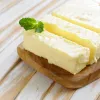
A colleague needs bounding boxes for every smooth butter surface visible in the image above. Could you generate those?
[23,30,89,74]
[41,15,100,64]
[52,4,100,33]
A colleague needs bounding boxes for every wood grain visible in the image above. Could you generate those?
[0,36,23,64]
[71,79,100,100]
[44,83,76,100]
[0,61,36,100]
[0,36,23,82]
[0,0,17,12]
[0,0,46,31]
[17,44,100,89]
[16,72,53,100]
[34,0,58,17]
[96,93,100,100]
[0,0,22,15]
[40,82,55,100]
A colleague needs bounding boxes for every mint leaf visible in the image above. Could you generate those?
[19,18,44,33]
[35,21,44,33]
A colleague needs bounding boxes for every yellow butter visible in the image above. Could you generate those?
[41,15,100,64]
[23,30,89,74]
[52,4,100,34]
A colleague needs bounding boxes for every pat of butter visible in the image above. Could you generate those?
[41,15,100,64]
[23,30,89,74]
[52,4,100,34]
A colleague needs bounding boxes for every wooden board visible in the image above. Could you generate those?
[17,44,100,89]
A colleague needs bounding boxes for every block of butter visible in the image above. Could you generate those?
[52,4,100,33]
[23,30,90,74]
[41,15,100,64]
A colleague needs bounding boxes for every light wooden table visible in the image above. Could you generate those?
[0,0,100,100]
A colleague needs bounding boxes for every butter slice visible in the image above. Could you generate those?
[23,30,89,74]
[41,15,100,64]
[52,4,100,33]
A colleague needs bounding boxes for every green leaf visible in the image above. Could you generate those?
[19,18,44,33]
[35,21,44,33]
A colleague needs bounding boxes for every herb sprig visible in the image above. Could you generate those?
[19,18,44,33]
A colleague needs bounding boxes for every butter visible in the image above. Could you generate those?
[23,30,90,74]
[52,4,100,33]
[41,15,100,64]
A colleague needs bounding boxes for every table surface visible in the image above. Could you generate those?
[0,0,100,100]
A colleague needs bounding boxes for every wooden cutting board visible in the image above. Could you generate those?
[17,44,100,89]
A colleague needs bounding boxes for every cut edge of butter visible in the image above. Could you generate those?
[23,30,90,74]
